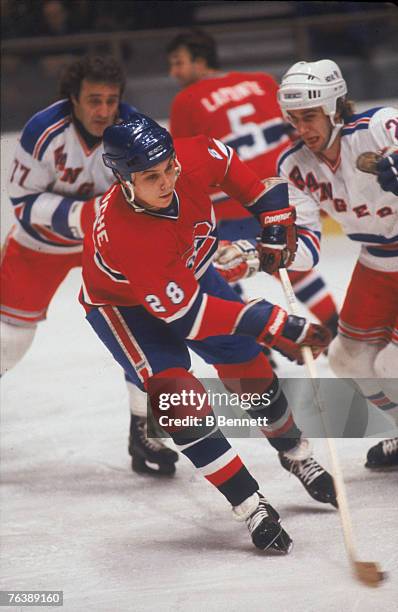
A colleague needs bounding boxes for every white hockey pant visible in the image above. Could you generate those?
[329,335,398,423]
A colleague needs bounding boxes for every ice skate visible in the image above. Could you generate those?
[233,492,293,553]
[365,438,398,469]
[279,438,337,508]
[129,414,178,476]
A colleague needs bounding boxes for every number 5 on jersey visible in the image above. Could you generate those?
[226,104,287,161]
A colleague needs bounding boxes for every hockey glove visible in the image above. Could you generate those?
[213,240,260,283]
[257,206,297,275]
[235,301,332,365]
[376,151,398,196]
[51,195,102,241]
[272,314,332,365]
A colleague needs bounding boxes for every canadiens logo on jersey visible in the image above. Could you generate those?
[184,221,217,271]
[81,133,269,318]
[208,147,223,160]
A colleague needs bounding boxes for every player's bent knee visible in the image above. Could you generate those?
[146,368,214,435]
[216,352,274,394]
[0,321,36,375]
[328,335,379,378]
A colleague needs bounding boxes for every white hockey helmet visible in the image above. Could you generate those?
[278,59,347,124]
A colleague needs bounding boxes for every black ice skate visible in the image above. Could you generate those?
[233,492,293,553]
[279,438,337,508]
[365,437,398,469]
[128,414,178,476]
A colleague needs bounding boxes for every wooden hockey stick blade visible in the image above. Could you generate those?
[353,561,387,587]
[356,152,383,175]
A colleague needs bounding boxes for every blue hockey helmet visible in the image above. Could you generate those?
[102,112,174,180]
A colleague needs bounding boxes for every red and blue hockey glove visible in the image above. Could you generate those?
[235,301,331,365]
[213,239,260,283]
[272,313,332,364]
[376,151,398,196]
[257,207,297,275]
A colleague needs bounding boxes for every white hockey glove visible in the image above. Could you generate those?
[213,239,260,283]
[68,195,103,239]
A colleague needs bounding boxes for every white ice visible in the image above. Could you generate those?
[1,134,397,612]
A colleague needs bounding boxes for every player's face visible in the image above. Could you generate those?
[133,156,178,210]
[72,79,120,137]
[287,107,333,153]
[168,47,202,87]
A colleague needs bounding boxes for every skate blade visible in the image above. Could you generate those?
[306,490,338,508]
[354,561,387,587]
[365,463,398,471]
[132,457,176,476]
[255,524,292,554]
[270,529,293,555]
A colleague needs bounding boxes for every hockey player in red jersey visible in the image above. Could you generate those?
[0,55,178,476]
[80,112,338,551]
[167,29,338,337]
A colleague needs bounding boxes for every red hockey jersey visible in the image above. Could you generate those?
[80,135,286,340]
[169,72,291,220]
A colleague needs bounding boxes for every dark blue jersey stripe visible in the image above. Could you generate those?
[348,232,398,244]
[51,197,77,238]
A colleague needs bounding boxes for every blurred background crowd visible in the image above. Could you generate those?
[0,1,390,44]
[1,1,398,130]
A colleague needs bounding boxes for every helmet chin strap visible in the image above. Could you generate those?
[323,111,343,151]
[119,155,182,212]
[121,177,146,213]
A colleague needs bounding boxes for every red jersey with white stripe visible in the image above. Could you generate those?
[81,136,278,339]
[169,72,291,220]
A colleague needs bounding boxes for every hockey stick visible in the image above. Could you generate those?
[278,267,385,587]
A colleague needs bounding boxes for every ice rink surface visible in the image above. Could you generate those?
[1,135,397,611]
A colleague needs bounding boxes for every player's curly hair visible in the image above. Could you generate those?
[166,28,220,69]
[337,97,356,122]
[59,55,126,100]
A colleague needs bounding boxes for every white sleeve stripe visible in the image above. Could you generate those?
[244,186,268,208]
[231,298,264,334]
[186,293,208,340]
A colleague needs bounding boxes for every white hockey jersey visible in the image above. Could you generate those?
[278,107,398,272]
[7,99,136,254]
